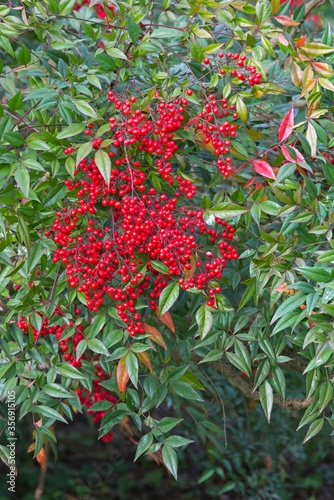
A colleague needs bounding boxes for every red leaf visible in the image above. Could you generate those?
[253,160,276,180]
[296,35,307,47]
[279,108,294,142]
[143,323,167,350]
[36,448,46,470]
[281,145,305,163]
[116,356,129,392]
[274,15,299,27]
[156,310,175,333]
[137,351,153,372]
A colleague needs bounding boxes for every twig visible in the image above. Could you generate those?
[34,439,49,500]
[213,360,312,411]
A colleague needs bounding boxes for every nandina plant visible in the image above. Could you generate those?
[0,0,334,483]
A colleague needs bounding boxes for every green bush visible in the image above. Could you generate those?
[0,0,334,492]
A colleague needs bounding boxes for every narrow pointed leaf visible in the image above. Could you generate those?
[159,282,180,315]
[259,381,273,422]
[143,324,167,350]
[253,160,276,180]
[117,356,130,392]
[279,107,294,142]
[162,444,178,480]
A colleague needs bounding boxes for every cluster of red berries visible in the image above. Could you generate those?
[73,0,115,19]
[17,307,84,367]
[76,364,117,443]
[202,52,263,87]
[47,92,240,335]
[195,93,238,178]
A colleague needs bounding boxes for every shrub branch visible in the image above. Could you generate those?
[212,361,312,411]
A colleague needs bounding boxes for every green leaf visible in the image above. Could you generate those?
[272,309,307,335]
[0,445,10,467]
[106,47,128,60]
[15,165,30,198]
[317,250,334,263]
[88,400,114,412]
[87,74,102,90]
[165,435,194,448]
[151,27,183,38]
[126,352,139,388]
[256,0,272,23]
[253,359,271,391]
[134,433,153,461]
[321,24,333,46]
[150,260,170,274]
[195,305,213,340]
[8,91,23,111]
[296,267,332,283]
[260,201,281,215]
[301,44,334,56]
[76,141,93,165]
[171,381,203,402]
[18,45,31,65]
[158,417,183,433]
[271,293,306,324]
[43,384,71,399]
[303,418,324,443]
[306,370,319,399]
[198,349,222,364]
[57,123,85,139]
[87,338,109,356]
[0,35,14,57]
[127,16,140,43]
[259,381,273,422]
[4,132,25,147]
[58,0,76,15]
[318,381,333,414]
[226,348,252,377]
[234,341,252,377]
[17,216,30,252]
[95,150,111,186]
[303,343,332,374]
[86,312,106,338]
[43,184,68,206]
[73,99,97,118]
[207,203,248,219]
[236,97,248,123]
[75,339,88,360]
[261,35,276,58]
[58,364,86,380]
[159,281,180,315]
[271,366,286,400]
[162,444,178,480]
[238,278,256,310]
[65,156,75,177]
[99,409,129,435]
[37,405,68,424]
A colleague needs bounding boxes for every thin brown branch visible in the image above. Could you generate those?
[213,361,312,411]
[34,440,49,500]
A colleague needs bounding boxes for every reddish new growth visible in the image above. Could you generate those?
[48,91,241,335]
[323,148,334,165]
[76,364,117,443]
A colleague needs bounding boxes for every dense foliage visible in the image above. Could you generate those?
[0,0,334,485]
